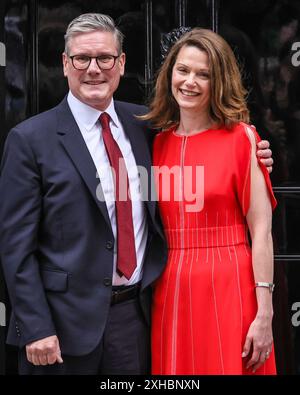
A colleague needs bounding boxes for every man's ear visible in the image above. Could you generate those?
[62,52,68,77]
[119,52,126,77]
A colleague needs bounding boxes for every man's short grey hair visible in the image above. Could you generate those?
[64,13,124,55]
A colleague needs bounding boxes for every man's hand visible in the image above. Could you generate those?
[26,335,63,366]
[257,140,273,173]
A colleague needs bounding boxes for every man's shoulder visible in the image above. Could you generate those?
[15,100,67,129]
[114,100,149,116]
[11,99,66,136]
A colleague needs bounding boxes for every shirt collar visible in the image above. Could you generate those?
[67,91,121,133]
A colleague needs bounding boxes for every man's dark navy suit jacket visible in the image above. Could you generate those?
[0,98,167,355]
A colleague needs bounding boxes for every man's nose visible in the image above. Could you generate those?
[87,58,101,73]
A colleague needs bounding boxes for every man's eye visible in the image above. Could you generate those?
[76,56,89,63]
[98,56,113,63]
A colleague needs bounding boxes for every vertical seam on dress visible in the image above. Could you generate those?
[211,236,225,374]
[226,210,232,261]
[234,210,239,243]
[230,207,244,362]
[216,211,221,262]
[174,216,177,247]
[167,215,170,246]
[196,214,199,262]
[187,212,190,250]
[171,136,187,374]
[206,212,209,262]
[221,215,224,246]
[242,126,252,215]
[186,214,195,374]
[233,243,243,334]
[201,217,204,248]
[160,246,173,374]
[189,217,195,374]
[244,223,250,257]
[231,222,235,246]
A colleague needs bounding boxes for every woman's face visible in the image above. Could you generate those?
[171,45,211,116]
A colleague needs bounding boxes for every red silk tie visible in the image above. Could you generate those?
[99,112,137,279]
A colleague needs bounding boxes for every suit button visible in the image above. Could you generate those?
[103,278,112,286]
[106,241,113,250]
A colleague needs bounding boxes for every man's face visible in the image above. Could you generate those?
[63,30,125,111]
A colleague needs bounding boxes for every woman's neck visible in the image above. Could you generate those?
[176,111,213,136]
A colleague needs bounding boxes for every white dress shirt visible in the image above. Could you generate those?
[67,92,148,285]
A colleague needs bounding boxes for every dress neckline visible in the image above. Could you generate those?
[172,126,215,138]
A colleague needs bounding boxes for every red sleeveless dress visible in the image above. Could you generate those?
[152,123,277,375]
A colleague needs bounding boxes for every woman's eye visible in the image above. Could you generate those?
[198,72,210,79]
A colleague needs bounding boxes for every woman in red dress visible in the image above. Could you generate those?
[142,28,277,374]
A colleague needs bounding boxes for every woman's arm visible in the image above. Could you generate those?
[242,129,274,373]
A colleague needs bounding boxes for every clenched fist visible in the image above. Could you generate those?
[26,335,64,366]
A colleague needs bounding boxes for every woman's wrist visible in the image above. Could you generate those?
[256,308,273,320]
[255,282,275,293]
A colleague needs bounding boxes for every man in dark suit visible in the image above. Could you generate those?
[0,13,273,375]
[0,13,167,375]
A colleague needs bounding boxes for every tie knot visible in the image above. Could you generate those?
[99,112,110,130]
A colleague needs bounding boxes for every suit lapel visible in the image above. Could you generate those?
[56,98,112,232]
